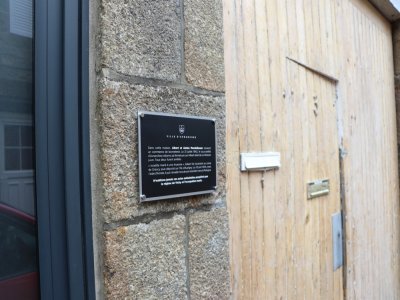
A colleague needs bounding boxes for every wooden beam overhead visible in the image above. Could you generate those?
[369,0,400,21]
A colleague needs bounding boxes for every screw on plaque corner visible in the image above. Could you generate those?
[140,194,146,201]
[139,112,145,118]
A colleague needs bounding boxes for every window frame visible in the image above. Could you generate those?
[35,0,95,299]
[4,124,34,171]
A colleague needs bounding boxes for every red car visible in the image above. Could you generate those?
[0,204,39,300]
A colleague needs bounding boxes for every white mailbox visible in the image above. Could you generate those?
[240,152,281,172]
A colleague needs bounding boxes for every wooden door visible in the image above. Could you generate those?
[224,0,400,298]
[288,62,343,299]
[227,46,343,300]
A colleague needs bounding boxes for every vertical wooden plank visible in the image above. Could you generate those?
[380,28,389,298]
[301,2,316,300]
[323,0,342,297]
[235,0,251,297]
[264,1,284,298]
[291,64,303,300]
[372,27,381,298]
[328,79,341,298]
[311,0,322,70]
[276,0,291,298]
[355,7,364,297]
[303,0,314,67]
[292,3,308,299]
[265,1,284,298]
[302,71,317,300]
[241,0,263,298]
[295,0,307,63]
[309,9,324,300]
[315,3,329,299]
[286,0,298,59]
[324,0,335,76]
[283,2,296,300]
[364,15,373,298]
[223,0,241,297]
[362,7,377,297]
[330,3,344,299]
[296,67,308,300]
[311,73,322,300]
[317,0,328,73]
[305,3,323,300]
[341,2,356,298]
[254,0,272,297]
[283,64,295,300]
[319,78,327,299]
[380,24,390,298]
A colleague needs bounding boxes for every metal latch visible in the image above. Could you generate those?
[332,212,344,270]
[240,152,280,172]
[307,179,329,199]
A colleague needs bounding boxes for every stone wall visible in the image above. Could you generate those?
[92,0,230,298]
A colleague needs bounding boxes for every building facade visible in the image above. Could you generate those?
[2,0,400,299]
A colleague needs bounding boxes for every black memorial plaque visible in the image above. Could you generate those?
[138,111,217,202]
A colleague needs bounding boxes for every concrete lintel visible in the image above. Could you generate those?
[369,0,400,21]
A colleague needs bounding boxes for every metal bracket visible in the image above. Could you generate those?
[332,212,344,271]
[307,179,330,199]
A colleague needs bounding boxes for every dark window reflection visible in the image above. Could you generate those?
[0,206,37,279]
[0,0,38,299]
[5,126,19,147]
[21,126,33,147]
[5,149,20,170]
[4,125,34,171]
[21,148,33,170]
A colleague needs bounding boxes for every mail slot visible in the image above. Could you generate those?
[240,152,280,171]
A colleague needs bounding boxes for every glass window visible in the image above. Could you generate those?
[9,0,33,38]
[0,0,38,299]
[4,125,34,171]
[0,207,37,280]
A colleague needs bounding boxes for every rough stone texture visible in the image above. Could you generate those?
[188,208,230,299]
[100,0,182,82]
[99,77,226,223]
[96,0,230,297]
[104,215,187,299]
[184,0,225,92]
